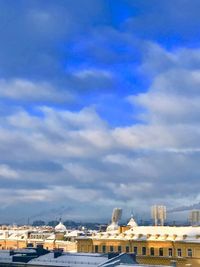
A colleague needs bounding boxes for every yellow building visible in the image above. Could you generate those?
[2,219,200,266]
[77,223,200,267]
[0,223,78,252]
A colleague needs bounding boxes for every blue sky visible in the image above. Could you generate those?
[1,0,200,223]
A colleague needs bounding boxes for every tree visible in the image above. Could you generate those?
[32,220,45,226]
[48,220,59,227]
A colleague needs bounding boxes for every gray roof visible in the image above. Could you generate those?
[0,250,170,267]
[29,252,137,267]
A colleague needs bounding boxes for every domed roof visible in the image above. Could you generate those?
[55,221,66,232]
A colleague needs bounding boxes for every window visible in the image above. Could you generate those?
[118,246,122,253]
[142,247,146,255]
[177,248,182,257]
[134,246,138,255]
[187,248,192,257]
[126,246,130,253]
[169,248,173,257]
[150,247,154,256]
[94,245,98,253]
[110,246,114,252]
[159,248,163,256]
[102,245,106,253]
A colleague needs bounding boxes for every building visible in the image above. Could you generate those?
[0,222,85,252]
[0,248,171,267]
[77,216,200,267]
[2,215,200,266]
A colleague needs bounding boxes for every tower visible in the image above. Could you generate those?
[151,205,166,226]
[189,210,200,226]
[106,208,122,232]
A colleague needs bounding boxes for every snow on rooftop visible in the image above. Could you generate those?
[90,226,200,242]
[30,252,109,267]
[0,250,12,263]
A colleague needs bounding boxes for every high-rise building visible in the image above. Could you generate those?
[151,205,166,226]
[189,210,200,226]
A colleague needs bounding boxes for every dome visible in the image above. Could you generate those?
[55,221,66,232]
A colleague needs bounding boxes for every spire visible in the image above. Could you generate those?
[127,212,138,227]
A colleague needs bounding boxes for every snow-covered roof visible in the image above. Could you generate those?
[55,222,66,232]
[46,233,55,240]
[29,252,138,267]
[127,217,138,228]
[65,230,85,237]
[106,222,119,232]
[0,250,169,267]
[0,251,13,263]
[91,226,200,242]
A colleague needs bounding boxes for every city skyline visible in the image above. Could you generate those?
[1,0,200,222]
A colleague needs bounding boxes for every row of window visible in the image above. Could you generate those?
[94,245,193,257]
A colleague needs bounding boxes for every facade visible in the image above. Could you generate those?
[0,223,81,252]
[0,230,77,252]
[77,223,200,267]
[2,218,200,266]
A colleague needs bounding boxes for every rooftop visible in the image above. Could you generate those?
[0,250,170,267]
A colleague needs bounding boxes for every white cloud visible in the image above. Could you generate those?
[0,164,19,179]
[1,43,200,221]
[74,69,112,79]
[0,106,198,221]
[0,79,73,103]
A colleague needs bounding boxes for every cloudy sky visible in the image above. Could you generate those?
[1,0,200,223]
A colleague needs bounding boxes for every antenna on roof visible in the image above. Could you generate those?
[131,209,134,218]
